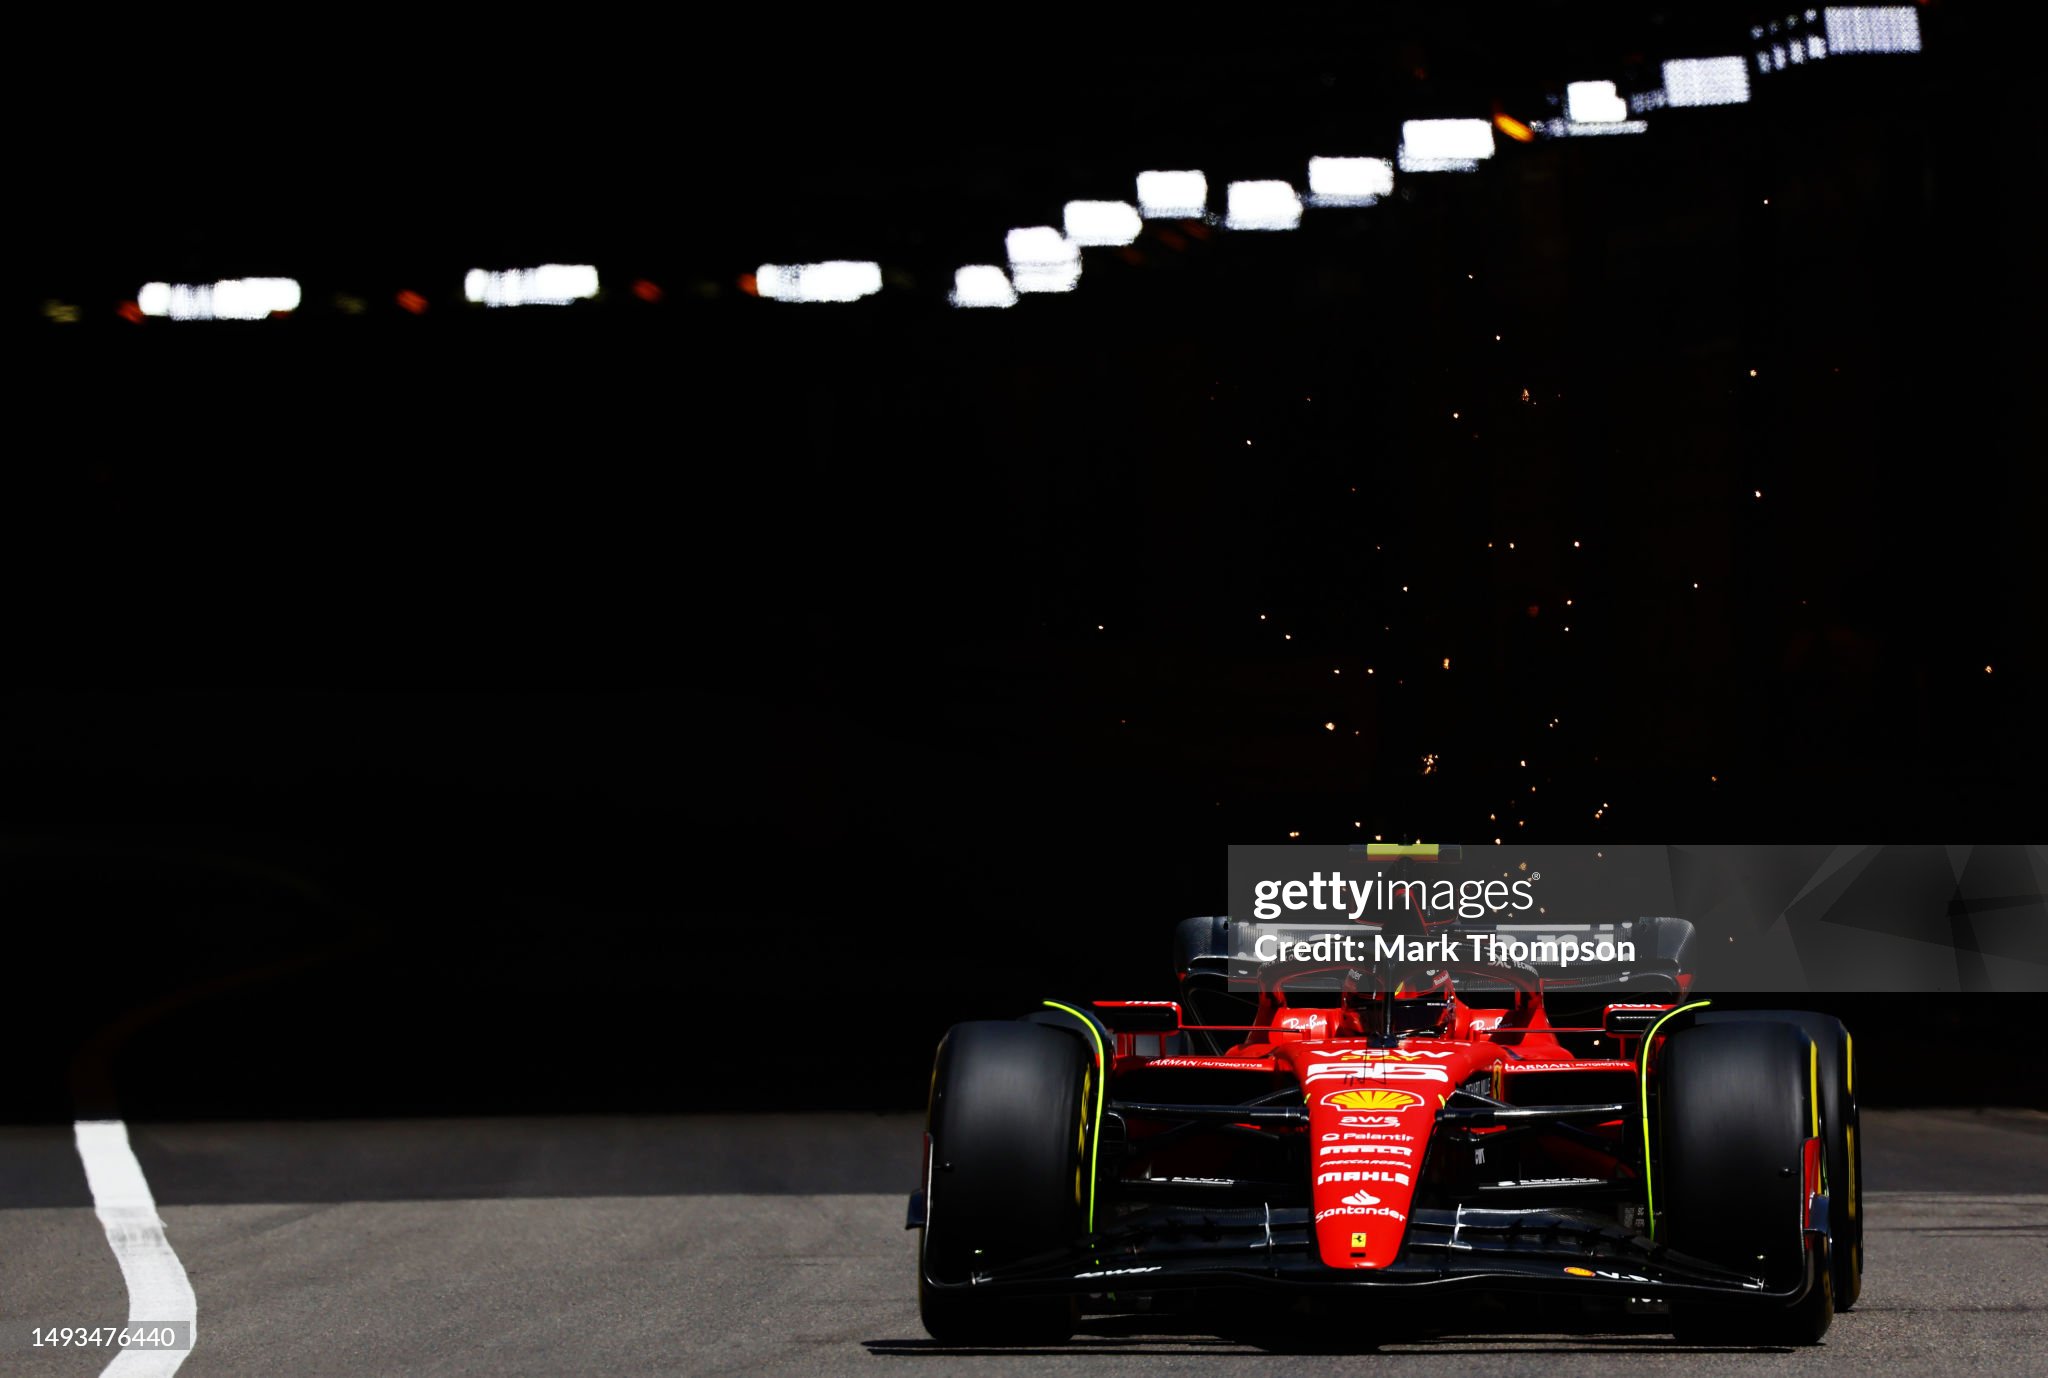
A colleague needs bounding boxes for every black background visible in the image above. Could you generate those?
[7,4,2042,1122]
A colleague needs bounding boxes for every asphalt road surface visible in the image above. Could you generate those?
[3,1109,2043,1376]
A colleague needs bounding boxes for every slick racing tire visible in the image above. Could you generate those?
[1660,1020,1833,1346]
[1700,1010,1861,1310]
[919,1020,1091,1345]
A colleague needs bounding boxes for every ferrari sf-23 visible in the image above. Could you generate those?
[909,844,1859,1348]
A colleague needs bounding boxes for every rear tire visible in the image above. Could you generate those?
[918,1021,1090,1345]
[1660,1020,1832,1346]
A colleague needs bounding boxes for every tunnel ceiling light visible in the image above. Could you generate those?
[1823,7,1921,53]
[1224,180,1303,231]
[1565,80,1630,123]
[136,277,301,321]
[1135,170,1208,219]
[1661,56,1751,106]
[950,265,1018,309]
[464,264,600,307]
[1062,200,1143,247]
[1005,227,1081,293]
[1398,119,1495,172]
[1306,157,1394,207]
[754,261,883,303]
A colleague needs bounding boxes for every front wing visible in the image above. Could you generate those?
[915,1199,1827,1308]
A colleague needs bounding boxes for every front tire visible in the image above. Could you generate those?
[918,1021,1090,1344]
[1660,1020,1832,1346]
[1700,1010,1861,1309]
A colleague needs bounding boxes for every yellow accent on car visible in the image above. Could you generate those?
[1074,1062,1093,1208]
[1847,1124,1858,1219]
[1845,1031,1857,1217]
[1365,842,1440,859]
[1043,1002,1107,1234]
[1810,1039,1820,1141]
[1639,999,1712,1244]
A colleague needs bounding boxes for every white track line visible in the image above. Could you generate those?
[73,1120,196,1377]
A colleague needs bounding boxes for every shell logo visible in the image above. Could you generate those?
[1320,1088,1423,1111]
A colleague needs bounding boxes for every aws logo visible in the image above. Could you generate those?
[1320,1088,1424,1111]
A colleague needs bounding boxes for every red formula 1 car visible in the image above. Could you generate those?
[910,847,1861,1349]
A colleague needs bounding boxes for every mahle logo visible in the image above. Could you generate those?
[1321,1088,1423,1111]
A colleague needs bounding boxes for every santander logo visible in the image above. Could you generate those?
[1341,1188,1381,1207]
